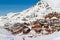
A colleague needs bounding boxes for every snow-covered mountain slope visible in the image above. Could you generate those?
[0,0,60,28]
[42,0,60,12]
[0,0,60,40]
[0,0,53,27]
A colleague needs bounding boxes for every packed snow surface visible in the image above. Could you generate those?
[0,28,60,40]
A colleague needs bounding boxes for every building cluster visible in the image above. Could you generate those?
[4,12,60,35]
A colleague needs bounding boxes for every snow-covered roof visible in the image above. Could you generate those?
[51,17,58,19]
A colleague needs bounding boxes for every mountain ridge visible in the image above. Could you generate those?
[0,0,60,27]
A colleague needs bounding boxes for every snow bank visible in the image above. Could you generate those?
[23,31,60,40]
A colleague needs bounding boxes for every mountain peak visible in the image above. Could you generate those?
[0,0,60,28]
[42,0,60,12]
[0,0,52,26]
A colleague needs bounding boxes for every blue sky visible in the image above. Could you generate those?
[0,0,39,16]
